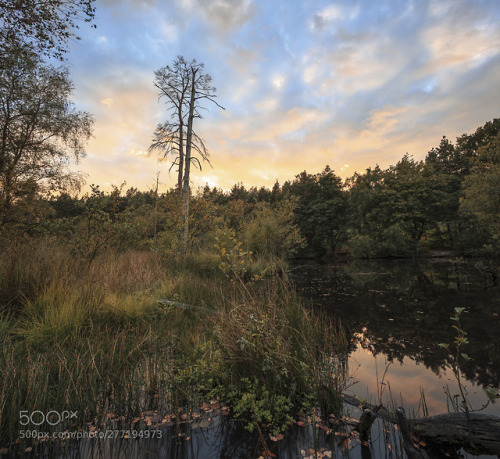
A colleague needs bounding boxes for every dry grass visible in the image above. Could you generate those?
[0,238,347,449]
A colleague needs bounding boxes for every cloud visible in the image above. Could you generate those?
[421,1,500,83]
[66,0,500,193]
[182,0,255,33]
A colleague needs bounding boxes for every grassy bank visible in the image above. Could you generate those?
[0,238,347,451]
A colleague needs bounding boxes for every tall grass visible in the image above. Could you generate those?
[0,238,347,450]
[211,277,347,434]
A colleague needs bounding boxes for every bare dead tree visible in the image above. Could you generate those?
[149,56,223,252]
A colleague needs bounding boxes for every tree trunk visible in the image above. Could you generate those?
[0,172,14,224]
[181,67,198,253]
[177,107,184,195]
[342,395,500,455]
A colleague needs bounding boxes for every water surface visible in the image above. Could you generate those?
[290,257,500,417]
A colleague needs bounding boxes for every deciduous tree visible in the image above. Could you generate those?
[461,132,500,249]
[0,0,96,61]
[0,44,93,223]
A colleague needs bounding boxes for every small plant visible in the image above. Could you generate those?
[213,226,267,281]
[439,307,500,414]
[439,307,472,414]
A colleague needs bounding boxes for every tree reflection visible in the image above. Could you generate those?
[292,259,500,388]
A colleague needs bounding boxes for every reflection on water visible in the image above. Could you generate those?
[291,258,500,416]
[16,258,499,459]
[55,414,402,459]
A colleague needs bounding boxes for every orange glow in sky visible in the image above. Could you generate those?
[67,0,500,193]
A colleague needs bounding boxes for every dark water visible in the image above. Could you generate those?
[290,257,500,417]
[11,258,499,458]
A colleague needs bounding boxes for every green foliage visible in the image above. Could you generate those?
[226,378,294,436]
[0,238,348,448]
[212,278,346,434]
[344,118,500,258]
[439,307,472,413]
[214,226,253,279]
[439,307,499,414]
[345,234,377,259]
[460,132,500,252]
[0,43,93,224]
[0,0,96,61]
[242,199,305,258]
[285,166,347,256]
[380,224,417,257]
[346,225,416,259]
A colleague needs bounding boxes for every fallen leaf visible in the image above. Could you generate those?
[341,437,351,450]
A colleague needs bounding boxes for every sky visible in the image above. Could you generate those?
[66,0,500,193]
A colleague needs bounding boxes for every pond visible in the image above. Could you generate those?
[17,257,500,459]
[290,257,500,419]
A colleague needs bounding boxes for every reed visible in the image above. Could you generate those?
[0,238,347,449]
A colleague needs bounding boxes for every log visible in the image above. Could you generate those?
[411,412,500,455]
[343,395,397,424]
[396,408,430,459]
[342,395,500,455]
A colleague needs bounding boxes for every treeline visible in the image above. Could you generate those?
[2,118,499,259]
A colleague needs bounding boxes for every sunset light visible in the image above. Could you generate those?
[65,0,500,192]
